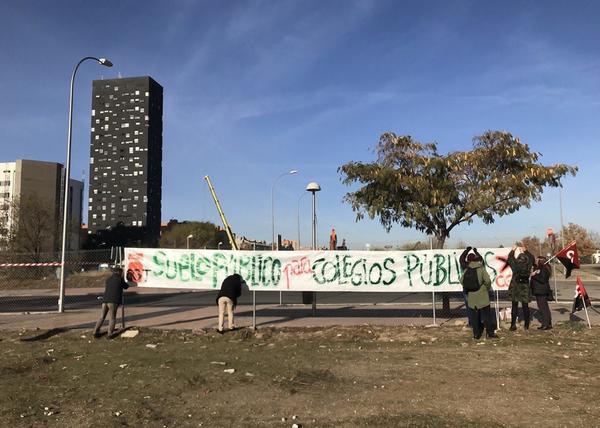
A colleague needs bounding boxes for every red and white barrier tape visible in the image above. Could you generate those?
[0,261,104,268]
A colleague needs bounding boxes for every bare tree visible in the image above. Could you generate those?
[8,195,56,256]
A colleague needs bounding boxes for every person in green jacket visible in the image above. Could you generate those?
[460,248,498,339]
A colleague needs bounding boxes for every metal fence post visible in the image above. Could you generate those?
[495,290,500,330]
[252,290,256,330]
[432,291,437,325]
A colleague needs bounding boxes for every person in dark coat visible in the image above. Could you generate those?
[530,256,553,330]
[459,247,476,327]
[216,274,245,333]
[460,248,497,339]
[93,267,129,337]
[507,246,535,331]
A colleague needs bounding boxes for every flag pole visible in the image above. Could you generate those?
[552,264,558,303]
[581,292,591,329]
[431,291,436,326]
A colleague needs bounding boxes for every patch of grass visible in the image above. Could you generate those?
[0,362,33,376]
[273,368,339,393]
[331,413,507,428]
[558,320,586,331]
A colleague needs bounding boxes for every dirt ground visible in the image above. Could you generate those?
[1,324,599,427]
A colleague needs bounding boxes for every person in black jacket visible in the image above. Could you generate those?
[530,256,553,330]
[93,267,129,338]
[507,246,535,331]
[459,246,478,327]
[216,274,245,333]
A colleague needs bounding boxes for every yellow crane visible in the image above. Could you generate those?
[203,175,239,250]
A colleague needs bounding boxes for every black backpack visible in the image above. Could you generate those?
[514,256,531,283]
[463,267,481,293]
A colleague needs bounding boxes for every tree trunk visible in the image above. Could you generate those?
[432,234,446,250]
[433,234,450,311]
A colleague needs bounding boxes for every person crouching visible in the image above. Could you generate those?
[460,248,498,339]
[216,274,245,333]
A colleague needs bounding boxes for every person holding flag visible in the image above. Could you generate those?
[530,256,553,330]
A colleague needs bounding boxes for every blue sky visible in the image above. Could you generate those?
[1,0,598,249]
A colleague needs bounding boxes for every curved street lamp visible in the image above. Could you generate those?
[58,57,113,313]
[186,234,194,249]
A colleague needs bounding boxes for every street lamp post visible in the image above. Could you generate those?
[186,234,193,249]
[58,56,113,313]
[297,192,309,250]
[271,170,298,250]
[271,169,298,307]
[306,182,321,316]
[559,188,565,248]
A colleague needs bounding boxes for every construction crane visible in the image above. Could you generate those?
[204,175,239,250]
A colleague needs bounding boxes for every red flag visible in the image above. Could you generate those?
[572,276,591,313]
[555,241,580,278]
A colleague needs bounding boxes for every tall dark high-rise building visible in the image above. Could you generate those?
[88,76,163,246]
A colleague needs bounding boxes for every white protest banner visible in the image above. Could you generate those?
[124,247,513,292]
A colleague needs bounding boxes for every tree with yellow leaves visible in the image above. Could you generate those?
[339,131,577,248]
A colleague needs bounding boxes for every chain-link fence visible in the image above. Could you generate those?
[0,249,113,313]
[1,248,597,328]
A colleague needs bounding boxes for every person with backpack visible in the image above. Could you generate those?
[530,256,553,330]
[460,247,497,339]
[507,245,535,331]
